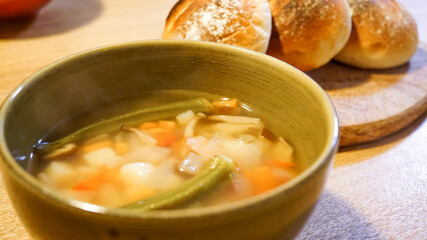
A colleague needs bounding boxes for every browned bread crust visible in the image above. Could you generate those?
[267,0,352,72]
[162,0,272,53]
[334,0,419,69]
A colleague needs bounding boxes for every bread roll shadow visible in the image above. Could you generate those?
[305,46,427,91]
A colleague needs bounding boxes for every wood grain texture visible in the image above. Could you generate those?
[307,43,427,146]
[0,176,30,240]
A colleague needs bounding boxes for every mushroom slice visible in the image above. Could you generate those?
[207,115,261,125]
[44,143,77,160]
[121,125,157,146]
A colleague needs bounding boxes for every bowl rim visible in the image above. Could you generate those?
[0,40,339,220]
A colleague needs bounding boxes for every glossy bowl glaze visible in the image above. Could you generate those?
[0,40,339,240]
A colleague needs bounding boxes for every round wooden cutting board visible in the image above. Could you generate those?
[306,43,427,146]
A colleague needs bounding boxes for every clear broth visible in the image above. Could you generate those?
[30,90,302,209]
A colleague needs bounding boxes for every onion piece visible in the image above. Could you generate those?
[121,125,156,146]
[231,174,253,198]
[270,137,294,164]
[120,162,156,186]
[218,138,263,172]
[186,136,210,155]
[43,161,77,188]
[176,110,196,125]
[271,167,296,182]
[187,132,264,172]
[184,113,206,138]
[207,115,261,125]
[178,152,205,175]
[83,147,123,168]
[197,122,264,139]
[124,146,171,164]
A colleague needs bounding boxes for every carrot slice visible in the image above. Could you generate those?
[156,133,178,146]
[270,159,296,168]
[72,167,121,191]
[212,99,241,115]
[114,142,129,155]
[212,99,238,108]
[158,120,176,129]
[139,122,158,130]
[244,166,280,195]
[72,183,94,191]
[81,140,113,153]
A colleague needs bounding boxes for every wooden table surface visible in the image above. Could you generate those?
[0,0,426,239]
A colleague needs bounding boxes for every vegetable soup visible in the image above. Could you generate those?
[31,97,299,209]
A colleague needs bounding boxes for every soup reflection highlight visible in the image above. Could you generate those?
[31,98,299,209]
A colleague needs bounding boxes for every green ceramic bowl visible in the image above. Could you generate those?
[0,40,338,240]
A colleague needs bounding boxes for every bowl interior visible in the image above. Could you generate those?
[0,40,338,214]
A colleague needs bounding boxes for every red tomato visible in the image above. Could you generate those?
[0,0,51,19]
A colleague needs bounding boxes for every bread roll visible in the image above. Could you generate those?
[334,0,419,69]
[162,0,272,53]
[267,0,352,72]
